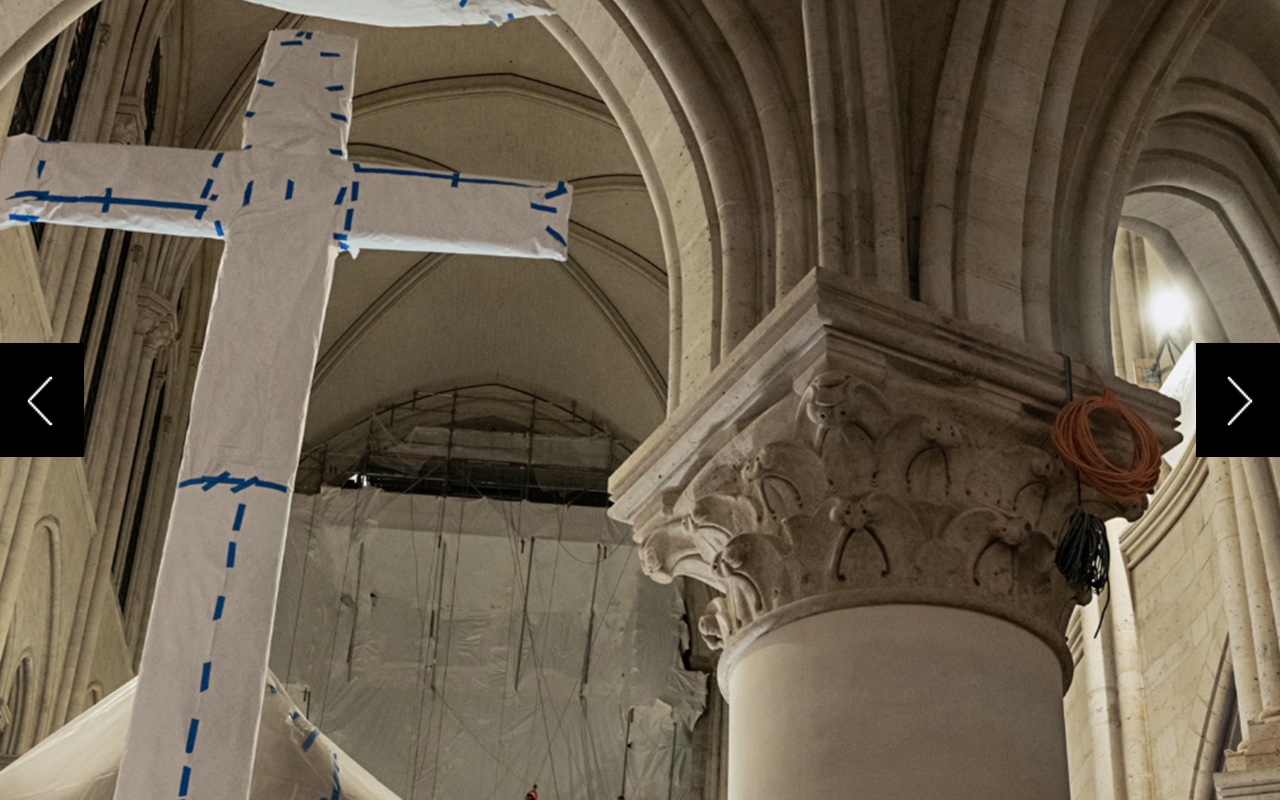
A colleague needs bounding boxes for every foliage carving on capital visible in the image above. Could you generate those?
[636,370,1105,652]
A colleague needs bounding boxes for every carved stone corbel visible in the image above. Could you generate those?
[110,97,145,146]
[136,281,177,357]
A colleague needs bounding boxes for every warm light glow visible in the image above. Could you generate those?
[1149,288,1188,333]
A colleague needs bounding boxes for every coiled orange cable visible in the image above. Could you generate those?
[1051,388,1162,502]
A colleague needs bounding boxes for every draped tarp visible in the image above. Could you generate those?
[241,0,554,27]
[0,673,401,800]
[271,487,706,800]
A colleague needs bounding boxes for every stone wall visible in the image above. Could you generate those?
[1127,478,1227,796]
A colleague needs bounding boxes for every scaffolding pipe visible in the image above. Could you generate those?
[514,537,535,689]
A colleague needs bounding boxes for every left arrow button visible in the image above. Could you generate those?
[28,376,52,426]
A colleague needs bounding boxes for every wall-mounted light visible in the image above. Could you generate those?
[1149,287,1189,383]
[1149,288,1189,335]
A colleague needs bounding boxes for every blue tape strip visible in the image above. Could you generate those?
[331,113,348,122]
[344,208,354,231]
[333,233,348,241]
[200,662,211,692]
[334,186,347,205]
[200,179,213,199]
[530,203,557,213]
[242,180,254,206]
[285,179,295,200]
[226,541,237,568]
[179,766,191,797]
[320,51,341,58]
[8,189,211,220]
[508,12,514,18]
[351,163,533,188]
[326,85,344,92]
[212,152,224,168]
[339,242,350,251]
[268,684,277,693]
[351,181,359,202]
[185,719,200,754]
[213,596,225,620]
[257,78,275,87]
[295,30,307,37]
[244,111,255,118]
[451,172,461,187]
[330,754,341,800]
[545,181,568,199]
[305,31,313,39]
[178,472,288,493]
[460,0,468,5]
[214,220,224,237]
[8,214,39,222]
[37,160,45,178]
[280,40,303,46]
[302,730,318,752]
[291,711,300,720]
[243,144,253,150]
[233,503,246,531]
[210,193,218,202]
[546,226,567,246]
[329,148,343,156]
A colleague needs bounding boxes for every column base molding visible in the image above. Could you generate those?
[1216,765,1280,799]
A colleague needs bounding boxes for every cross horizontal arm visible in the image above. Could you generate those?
[338,162,573,260]
[0,135,231,238]
[0,135,351,241]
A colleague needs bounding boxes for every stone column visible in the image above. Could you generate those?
[1217,458,1280,792]
[1106,523,1155,800]
[66,281,175,719]
[609,270,1180,800]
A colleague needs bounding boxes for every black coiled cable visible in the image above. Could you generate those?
[1055,506,1110,636]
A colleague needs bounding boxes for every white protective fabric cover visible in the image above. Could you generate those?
[0,27,571,800]
[1158,341,1196,467]
[241,0,554,27]
[0,674,403,800]
[271,488,707,800]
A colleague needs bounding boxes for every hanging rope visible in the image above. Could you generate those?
[1051,386,1162,503]
[1050,355,1160,637]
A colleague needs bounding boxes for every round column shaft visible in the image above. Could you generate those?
[727,605,1069,800]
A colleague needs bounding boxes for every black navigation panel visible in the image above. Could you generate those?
[2,344,83,456]
[1197,344,1279,456]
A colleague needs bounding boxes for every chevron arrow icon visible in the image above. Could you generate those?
[1228,376,1253,426]
[27,376,51,426]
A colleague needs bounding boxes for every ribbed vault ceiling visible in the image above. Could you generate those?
[182,0,668,449]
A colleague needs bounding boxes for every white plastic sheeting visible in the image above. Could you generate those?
[0,673,403,800]
[1158,342,1196,467]
[241,0,554,28]
[271,487,706,800]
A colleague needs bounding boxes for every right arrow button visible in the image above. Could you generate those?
[1228,376,1253,426]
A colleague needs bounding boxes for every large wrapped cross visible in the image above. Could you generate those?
[0,26,571,800]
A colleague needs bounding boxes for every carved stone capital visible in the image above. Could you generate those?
[136,282,177,356]
[610,269,1181,689]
